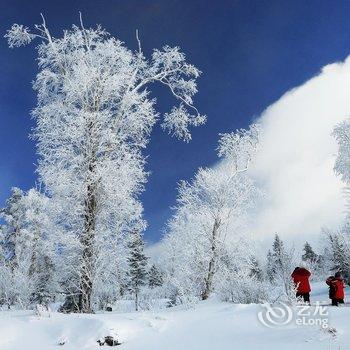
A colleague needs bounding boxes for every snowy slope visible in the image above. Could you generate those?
[0,283,349,350]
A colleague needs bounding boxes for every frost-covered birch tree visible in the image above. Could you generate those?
[6,16,205,312]
[162,125,260,301]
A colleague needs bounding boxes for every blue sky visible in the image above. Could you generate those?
[1,0,350,243]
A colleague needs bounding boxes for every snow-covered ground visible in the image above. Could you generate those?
[0,283,348,350]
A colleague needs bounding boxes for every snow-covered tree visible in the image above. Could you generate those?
[6,16,205,312]
[300,241,320,277]
[302,242,318,264]
[126,231,148,311]
[0,188,26,270]
[249,255,264,281]
[322,227,350,281]
[0,188,34,307]
[331,117,350,283]
[266,234,296,299]
[185,125,259,300]
[334,119,350,189]
[0,188,54,308]
[148,264,163,288]
[161,212,211,304]
[266,249,275,282]
[213,238,269,304]
[0,241,15,308]
[24,189,55,306]
[162,125,260,302]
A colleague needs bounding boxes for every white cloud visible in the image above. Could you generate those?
[248,57,350,244]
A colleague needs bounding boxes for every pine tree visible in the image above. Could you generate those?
[266,249,275,282]
[328,232,350,279]
[127,231,148,311]
[272,234,285,269]
[302,242,318,263]
[148,264,163,288]
[314,253,327,278]
[267,234,295,297]
[249,256,263,281]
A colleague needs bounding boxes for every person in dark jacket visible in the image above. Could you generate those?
[326,272,345,306]
[291,266,311,303]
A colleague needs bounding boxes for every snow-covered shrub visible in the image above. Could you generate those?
[138,287,169,311]
[216,269,269,304]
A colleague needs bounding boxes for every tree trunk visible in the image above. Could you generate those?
[135,288,139,311]
[202,218,221,300]
[78,179,97,313]
[78,115,98,313]
[10,224,21,272]
[28,224,40,278]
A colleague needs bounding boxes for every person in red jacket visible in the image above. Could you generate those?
[326,272,345,306]
[291,266,311,303]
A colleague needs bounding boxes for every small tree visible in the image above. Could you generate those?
[302,242,318,264]
[0,250,15,308]
[324,228,350,280]
[249,256,263,281]
[32,255,55,307]
[266,249,275,282]
[268,234,296,299]
[127,231,148,311]
[148,264,163,288]
[0,188,32,307]
[0,188,26,270]
[0,188,54,308]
